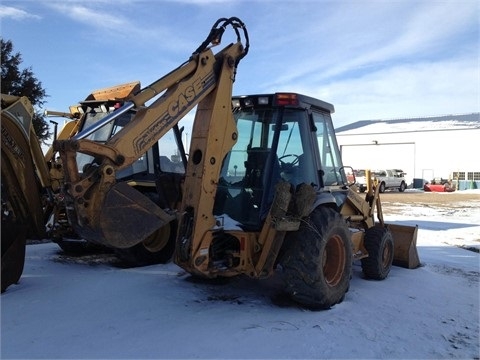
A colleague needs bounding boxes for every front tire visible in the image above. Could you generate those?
[361,226,394,280]
[399,182,406,192]
[280,207,352,310]
[1,206,26,292]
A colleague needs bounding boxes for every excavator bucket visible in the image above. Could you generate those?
[387,223,420,269]
[80,182,176,249]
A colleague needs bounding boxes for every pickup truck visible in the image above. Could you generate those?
[355,169,407,193]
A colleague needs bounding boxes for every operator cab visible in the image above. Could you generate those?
[73,100,186,210]
[214,93,349,230]
[74,100,186,179]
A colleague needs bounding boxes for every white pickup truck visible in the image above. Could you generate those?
[355,169,407,193]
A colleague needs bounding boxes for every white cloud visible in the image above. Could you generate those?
[42,1,194,53]
[3,0,476,133]
[324,57,480,125]
[236,1,479,129]
[256,1,478,91]
[0,5,41,20]
[162,0,232,3]
[45,2,129,31]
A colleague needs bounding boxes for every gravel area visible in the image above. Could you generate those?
[379,190,480,206]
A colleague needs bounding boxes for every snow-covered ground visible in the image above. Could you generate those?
[1,192,479,359]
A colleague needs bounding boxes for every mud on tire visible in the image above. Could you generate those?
[280,206,352,310]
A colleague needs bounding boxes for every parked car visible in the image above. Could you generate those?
[355,169,407,193]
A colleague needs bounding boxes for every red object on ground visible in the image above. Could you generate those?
[424,184,445,192]
[423,183,455,192]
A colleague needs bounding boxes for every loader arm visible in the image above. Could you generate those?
[53,17,249,249]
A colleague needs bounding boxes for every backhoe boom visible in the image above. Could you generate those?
[53,17,249,249]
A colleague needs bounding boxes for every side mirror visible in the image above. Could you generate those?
[341,165,356,186]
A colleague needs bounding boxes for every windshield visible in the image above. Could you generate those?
[75,106,128,173]
[213,107,317,229]
[313,111,345,186]
[219,108,317,185]
[76,104,184,177]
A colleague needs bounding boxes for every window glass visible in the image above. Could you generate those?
[214,107,317,227]
[313,111,344,185]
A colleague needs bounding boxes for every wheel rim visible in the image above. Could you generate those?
[142,224,170,252]
[322,234,346,287]
[382,241,392,268]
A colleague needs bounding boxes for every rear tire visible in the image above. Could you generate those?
[115,220,177,267]
[399,182,406,192]
[114,191,177,267]
[361,226,394,280]
[280,207,352,310]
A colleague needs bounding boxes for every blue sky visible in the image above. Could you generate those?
[1,0,479,138]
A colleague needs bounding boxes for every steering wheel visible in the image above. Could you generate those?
[279,154,300,168]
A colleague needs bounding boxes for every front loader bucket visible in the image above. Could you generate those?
[88,182,176,249]
[387,223,420,269]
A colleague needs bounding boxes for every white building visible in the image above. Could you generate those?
[335,113,480,189]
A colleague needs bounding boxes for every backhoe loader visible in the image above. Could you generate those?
[2,83,182,293]
[2,16,419,308]
[43,81,181,265]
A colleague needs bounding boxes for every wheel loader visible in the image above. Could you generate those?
[1,16,419,308]
[1,94,48,291]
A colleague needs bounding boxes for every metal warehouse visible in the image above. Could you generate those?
[335,113,480,190]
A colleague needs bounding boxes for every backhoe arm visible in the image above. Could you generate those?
[53,17,249,249]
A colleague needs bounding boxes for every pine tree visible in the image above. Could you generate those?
[1,38,50,142]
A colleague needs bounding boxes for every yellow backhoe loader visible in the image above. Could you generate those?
[41,80,181,265]
[1,17,419,308]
